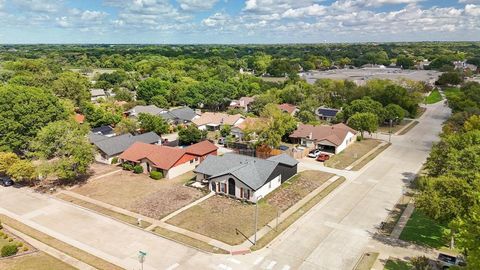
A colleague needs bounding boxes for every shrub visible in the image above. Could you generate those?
[111,157,118,164]
[23,246,28,252]
[133,165,143,174]
[3,234,7,239]
[16,242,23,247]
[356,136,363,142]
[150,171,163,180]
[122,163,134,171]
[8,238,13,242]
[1,244,18,257]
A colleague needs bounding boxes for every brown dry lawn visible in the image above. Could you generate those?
[167,170,334,245]
[0,252,77,270]
[325,139,382,169]
[71,165,207,220]
[377,119,413,134]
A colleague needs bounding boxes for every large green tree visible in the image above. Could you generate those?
[0,85,68,153]
[52,72,91,106]
[347,112,379,137]
[138,113,169,135]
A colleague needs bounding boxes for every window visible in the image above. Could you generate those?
[240,188,250,199]
[220,183,226,193]
[190,159,194,164]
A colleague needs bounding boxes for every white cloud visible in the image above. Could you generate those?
[13,0,61,13]
[80,10,108,21]
[459,0,480,3]
[282,4,326,18]
[177,0,219,11]
[465,4,480,15]
[202,12,229,27]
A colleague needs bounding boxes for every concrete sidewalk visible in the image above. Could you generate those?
[390,202,415,239]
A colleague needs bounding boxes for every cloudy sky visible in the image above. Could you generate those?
[0,0,479,43]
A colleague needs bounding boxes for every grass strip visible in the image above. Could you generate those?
[398,121,419,135]
[151,226,229,254]
[425,90,443,104]
[351,143,391,171]
[384,257,412,270]
[354,252,380,270]
[251,177,346,251]
[57,193,152,229]
[0,214,122,270]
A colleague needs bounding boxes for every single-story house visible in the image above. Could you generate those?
[230,117,267,141]
[192,112,245,131]
[125,105,166,118]
[289,123,357,154]
[90,89,107,102]
[229,97,255,112]
[194,153,298,202]
[277,103,299,116]
[92,132,161,164]
[119,140,218,179]
[315,107,341,122]
[159,106,199,125]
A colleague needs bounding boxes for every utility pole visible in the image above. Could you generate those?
[254,195,263,245]
[138,251,147,270]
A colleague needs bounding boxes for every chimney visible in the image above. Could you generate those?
[308,132,312,139]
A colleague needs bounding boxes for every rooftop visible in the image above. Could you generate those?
[290,123,357,146]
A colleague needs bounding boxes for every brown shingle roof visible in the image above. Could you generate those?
[185,140,218,156]
[277,103,298,114]
[192,112,244,126]
[289,123,357,146]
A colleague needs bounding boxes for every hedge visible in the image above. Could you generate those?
[150,171,163,180]
[122,163,134,171]
[1,244,18,257]
[133,165,143,174]
[111,157,118,164]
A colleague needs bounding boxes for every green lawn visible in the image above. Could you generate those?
[399,209,449,248]
[425,90,443,104]
[384,258,412,270]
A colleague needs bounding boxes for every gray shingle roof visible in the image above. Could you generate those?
[93,132,160,156]
[127,105,165,117]
[90,89,106,97]
[169,107,197,121]
[267,153,299,167]
[194,153,287,190]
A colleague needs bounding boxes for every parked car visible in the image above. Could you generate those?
[218,137,226,145]
[437,253,466,269]
[316,153,330,162]
[278,145,289,151]
[308,149,321,158]
[0,177,14,187]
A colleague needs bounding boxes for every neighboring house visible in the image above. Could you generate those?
[91,132,161,164]
[277,103,299,116]
[194,153,298,202]
[289,123,357,154]
[193,112,245,131]
[159,106,199,125]
[90,89,107,102]
[230,117,266,141]
[315,107,341,122]
[119,140,217,179]
[229,97,255,112]
[125,105,166,118]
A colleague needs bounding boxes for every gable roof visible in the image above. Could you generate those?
[194,153,297,191]
[90,89,106,97]
[119,140,216,170]
[289,123,357,146]
[277,103,298,114]
[192,112,244,126]
[316,107,340,118]
[94,132,160,156]
[119,142,187,170]
[235,117,267,131]
[160,106,198,122]
[267,153,299,167]
[126,105,165,117]
[184,140,218,156]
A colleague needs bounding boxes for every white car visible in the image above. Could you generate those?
[308,149,321,158]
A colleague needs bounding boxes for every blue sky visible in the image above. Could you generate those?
[0,0,479,44]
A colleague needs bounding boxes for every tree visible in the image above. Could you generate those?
[297,110,319,125]
[347,112,379,137]
[150,95,170,108]
[136,78,171,103]
[384,104,407,123]
[138,113,169,135]
[341,97,385,123]
[410,256,432,270]
[0,85,68,153]
[257,104,297,148]
[114,118,138,135]
[6,160,36,183]
[220,125,231,137]
[114,88,134,102]
[457,205,480,268]
[0,152,20,174]
[52,72,91,106]
[396,55,415,69]
[437,72,463,86]
[464,115,480,132]
[179,125,207,145]
[30,120,94,181]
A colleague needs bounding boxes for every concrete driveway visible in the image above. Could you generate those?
[0,102,450,270]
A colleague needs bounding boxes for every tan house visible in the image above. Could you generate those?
[192,112,245,131]
[290,123,357,154]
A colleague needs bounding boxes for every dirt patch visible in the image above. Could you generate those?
[71,166,206,220]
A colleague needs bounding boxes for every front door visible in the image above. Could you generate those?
[228,178,236,196]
